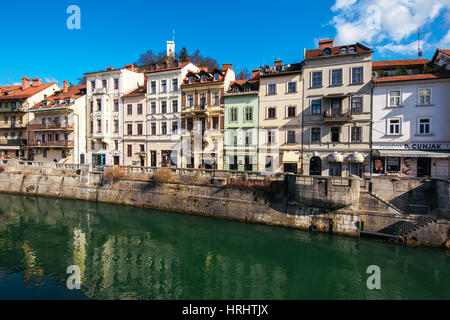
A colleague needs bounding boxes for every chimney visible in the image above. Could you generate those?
[22,77,31,90]
[144,76,147,88]
[252,69,260,79]
[107,67,114,71]
[124,64,134,71]
[32,78,42,87]
[63,80,69,93]
[319,39,334,48]
[274,60,283,67]
[222,64,232,71]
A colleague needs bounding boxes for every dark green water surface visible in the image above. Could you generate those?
[0,193,449,300]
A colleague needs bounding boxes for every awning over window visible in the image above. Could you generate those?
[378,150,450,158]
[348,152,365,163]
[283,151,299,163]
[328,152,344,163]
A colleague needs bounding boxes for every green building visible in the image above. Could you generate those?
[223,73,259,171]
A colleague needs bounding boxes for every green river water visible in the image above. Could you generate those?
[0,193,449,300]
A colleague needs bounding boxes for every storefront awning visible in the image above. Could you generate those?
[283,151,299,163]
[328,152,344,163]
[0,146,20,150]
[378,150,450,158]
[348,152,365,163]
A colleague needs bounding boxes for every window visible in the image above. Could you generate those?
[200,94,206,107]
[97,119,101,133]
[211,92,218,105]
[97,99,102,111]
[324,48,331,56]
[212,117,219,129]
[43,149,47,158]
[18,116,23,124]
[161,101,167,113]
[311,127,321,143]
[351,126,362,142]
[127,123,133,135]
[161,122,167,135]
[387,157,401,173]
[230,108,238,122]
[90,121,93,133]
[265,156,273,169]
[114,79,119,89]
[137,123,143,135]
[267,107,276,119]
[268,84,276,95]
[161,80,167,92]
[172,78,178,91]
[287,130,296,143]
[245,107,253,121]
[91,141,95,150]
[114,140,118,150]
[348,46,356,53]
[151,102,156,114]
[287,106,296,118]
[331,127,340,142]
[172,100,178,113]
[187,118,193,131]
[388,119,401,135]
[114,100,119,112]
[91,81,95,90]
[389,91,401,106]
[311,100,321,115]
[3,116,7,124]
[418,118,431,134]
[201,75,206,82]
[351,97,362,114]
[127,104,132,115]
[151,123,156,135]
[189,76,194,84]
[137,104,143,115]
[90,101,94,113]
[214,73,220,81]
[140,144,145,152]
[419,88,431,105]
[287,81,297,93]
[245,131,252,146]
[331,69,342,85]
[127,145,132,157]
[312,72,322,87]
[352,67,363,84]
[105,120,108,133]
[151,81,156,93]
[340,47,347,54]
[267,131,274,145]
[114,120,118,133]
[188,95,194,107]
[172,121,178,133]
[102,80,107,89]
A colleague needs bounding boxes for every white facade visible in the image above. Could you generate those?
[85,67,144,166]
[372,77,450,177]
[145,62,199,167]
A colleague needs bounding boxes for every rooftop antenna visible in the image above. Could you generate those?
[416,25,429,58]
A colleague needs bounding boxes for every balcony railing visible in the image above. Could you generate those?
[27,123,74,131]
[322,111,353,122]
[28,140,74,147]
[0,139,27,146]
[0,122,26,129]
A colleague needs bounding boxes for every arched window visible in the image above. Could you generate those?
[324,48,331,56]
[348,46,356,53]
[310,157,322,176]
[340,47,347,54]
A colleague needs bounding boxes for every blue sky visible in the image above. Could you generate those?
[1,0,449,87]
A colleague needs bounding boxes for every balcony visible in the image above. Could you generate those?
[27,123,74,131]
[322,111,353,123]
[0,139,27,146]
[0,122,26,129]
[28,140,74,148]
[92,87,107,95]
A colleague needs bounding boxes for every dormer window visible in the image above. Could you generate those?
[348,46,356,53]
[42,101,47,107]
[55,100,60,105]
[340,47,347,54]
[232,86,239,93]
[201,75,206,82]
[66,98,71,105]
[324,48,331,56]
[214,73,220,81]
[189,76,194,84]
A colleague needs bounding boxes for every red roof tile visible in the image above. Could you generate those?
[305,43,372,60]
[122,86,146,98]
[29,84,86,111]
[144,62,189,74]
[0,82,57,100]
[372,59,429,68]
[373,74,450,83]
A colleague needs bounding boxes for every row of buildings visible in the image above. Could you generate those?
[0,40,449,178]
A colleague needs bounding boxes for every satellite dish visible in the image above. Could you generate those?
[418,50,423,57]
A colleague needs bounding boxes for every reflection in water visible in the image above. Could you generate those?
[0,193,449,300]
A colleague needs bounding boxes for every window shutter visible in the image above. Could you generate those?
[220,116,224,129]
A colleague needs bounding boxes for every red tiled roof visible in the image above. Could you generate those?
[438,49,450,55]
[144,62,189,74]
[305,43,372,60]
[372,59,429,68]
[181,68,226,86]
[0,82,57,100]
[122,86,146,98]
[29,84,86,111]
[373,74,450,83]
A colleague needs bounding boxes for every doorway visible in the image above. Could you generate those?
[417,158,431,177]
[284,163,298,173]
[244,155,252,172]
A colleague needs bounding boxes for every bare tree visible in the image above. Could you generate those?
[237,68,251,80]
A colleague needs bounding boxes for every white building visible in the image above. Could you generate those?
[84,65,144,167]
[372,72,450,178]
[145,43,199,167]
